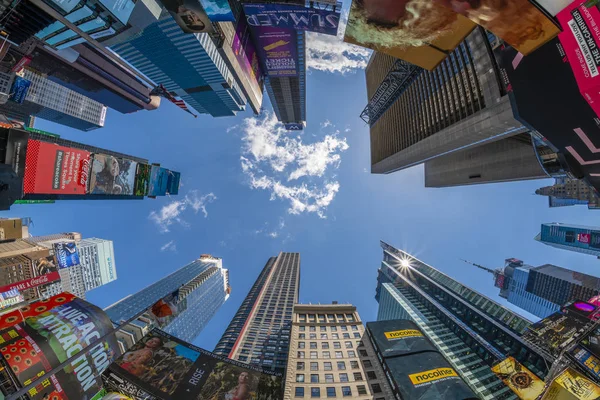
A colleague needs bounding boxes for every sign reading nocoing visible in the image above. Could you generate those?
[384,329,423,340]
[408,367,459,386]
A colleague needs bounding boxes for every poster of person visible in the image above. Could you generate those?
[343,0,476,70]
[53,242,80,269]
[88,154,137,196]
[158,0,214,33]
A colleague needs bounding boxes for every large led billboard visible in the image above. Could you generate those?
[148,166,169,197]
[134,163,151,196]
[89,154,137,195]
[541,367,600,400]
[53,242,80,269]
[103,328,283,399]
[244,3,341,35]
[366,320,435,357]
[4,128,28,179]
[233,16,264,107]
[522,310,591,357]
[253,26,298,77]
[343,0,475,70]
[491,357,545,400]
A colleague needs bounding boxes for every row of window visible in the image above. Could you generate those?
[298,341,357,349]
[294,386,366,397]
[297,361,359,371]
[297,313,356,323]
[296,372,363,383]
[299,333,361,340]
[297,351,357,359]
[299,325,359,332]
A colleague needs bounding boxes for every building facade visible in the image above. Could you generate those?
[536,177,600,209]
[536,223,600,258]
[376,241,551,400]
[214,252,300,372]
[77,238,117,292]
[364,29,554,186]
[106,255,229,346]
[111,13,247,117]
[357,324,395,400]
[283,303,372,400]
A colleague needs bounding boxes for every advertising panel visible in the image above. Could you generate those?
[541,367,600,400]
[343,0,475,70]
[253,26,298,77]
[23,140,90,195]
[53,242,80,269]
[100,0,135,24]
[146,289,187,329]
[10,76,31,104]
[166,171,180,195]
[0,292,77,330]
[366,320,435,358]
[157,0,213,33]
[103,328,283,399]
[522,311,591,357]
[134,163,151,196]
[0,296,120,400]
[232,16,264,105]
[284,123,304,131]
[0,272,61,295]
[557,0,600,119]
[578,325,600,357]
[4,128,29,178]
[572,346,600,381]
[243,3,341,35]
[199,0,234,21]
[580,233,592,244]
[89,154,137,195]
[0,288,24,311]
[148,166,169,197]
[491,357,545,400]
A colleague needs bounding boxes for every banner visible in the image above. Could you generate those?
[146,289,187,329]
[366,320,434,358]
[232,16,264,107]
[53,242,80,269]
[284,123,304,131]
[199,0,234,21]
[0,292,76,331]
[253,26,298,77]
[541,368,600,400]
[89,154,137,195]
[103,329,283,400]
[23,140,90,195]
[148,166,169,197]
[134,164,151,196]
[4,128,29,178]
[157,0,213,33]
[243,3,341,35]
[10,76,31,104]
[166,171,180,195]
[571,346,600,381]
[0,296,120,400]
[343,0,475,70]
[491,357,545,400]
[0,288,24,311]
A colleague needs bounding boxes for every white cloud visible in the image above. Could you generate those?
[306,12,371,75]
[160,240,177,252]
[149,191,217,233]
[240,113,348,218]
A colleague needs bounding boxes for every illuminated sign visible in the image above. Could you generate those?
[384,329,422,340]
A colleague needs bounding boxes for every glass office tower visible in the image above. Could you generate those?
[536,222,600,258]
[376,241,551,400]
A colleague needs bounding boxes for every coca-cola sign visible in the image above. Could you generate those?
[0,271,61,293]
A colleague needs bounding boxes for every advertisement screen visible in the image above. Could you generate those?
[0,288,24,311]
[53,242,80,269]
[0,296,120,400]
[578,326,600,357]
[541,367,600,400]
[366,320,435,358]
[5,128,29,178]
[134,163,151,196]
[199,0,234,21]
[10,76,31,104]
[148,166,169,197]
[0,292,77,331]
[104,329,283,399]
[232,16,264,106]
[243,3,341,35]
[157,0,213,33]
[572,346,600,381]
[23,140,90,195]
[343,0,475,70]
[522,311,591,357]
[166,171,180,195]
[89,154,137,195]
[580,233,592,244]
[147,289,187,329]
[491,357,545,400]
[253,26,298,77]
[0,272,61,296]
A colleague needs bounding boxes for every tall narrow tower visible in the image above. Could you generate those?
[214,252,300,372]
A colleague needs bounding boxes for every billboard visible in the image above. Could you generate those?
[366,320,435,358]
[0,272,61,296]
[284,123,304,131]
[4,128,29,178]
[243,3,341,35]
[580,233,592,244]
[134,163,151,196]
[572,346,600,381]
[53,242,80,269]
[232,16,264,106]
[491,357,545,400]
[0,288,24,311]
[166,171,180,195]
[148,166,169,197]
[541,368,600,400]
[147,289,187,329]
[199,0,234,21]
[343,0,475,70]
[522,310,591,357]
[0,296,120,400]
[10,76,31,104]
[157,0,213,33]
[23,140,90,195]
[103,328,283,399]
[0,292,77,330]
[253,26,298,77]
[89,154,137,195]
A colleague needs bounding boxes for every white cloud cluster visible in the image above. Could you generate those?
[149,191,217,233]
[306,13,371,75]
[160,240,177,252]
[241,113,348,218]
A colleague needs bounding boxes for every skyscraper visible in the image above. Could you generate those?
[214,252,300,372]
[536,177,600,209]
[376,241,551,399]
[536,223,600,258]
[111,13,247,117]
[106,255,230,346]
[363,29,561,185]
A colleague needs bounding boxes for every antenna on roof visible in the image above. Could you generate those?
[460,259,496,275]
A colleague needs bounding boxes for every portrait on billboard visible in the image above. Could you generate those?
[198,360,283,399]
[343,0,475,70]
[53,242,80,269]
[158,0,214,33]
[89,154,137,195]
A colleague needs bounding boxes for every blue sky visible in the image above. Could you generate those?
[2,28,599,353]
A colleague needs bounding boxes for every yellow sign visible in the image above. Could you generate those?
[385,329,423,340]
[409,367,458,386]
[491,357,545,400]
[542,368,600,400]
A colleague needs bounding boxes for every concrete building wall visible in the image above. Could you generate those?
[358,330,395,400]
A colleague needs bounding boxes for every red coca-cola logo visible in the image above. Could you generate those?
[80,158,90,187]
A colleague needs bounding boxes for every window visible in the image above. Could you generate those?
[310,334,317,340]
[337,314,344,320]
[310,342,317,349]
[297,362,305,370]
[346,314,355,322]
[334,342,341,349]
[299,314,307,322]
[348,351,356,357]
[320,326,327,332]
[335,351,343,358]
[371,384,382,393]
[351,325,358,331]
[357,385,367,395]
[296,374,305,382]
[310,326,316,332]
[350,361,359,369]
[323,351,331,358]
[343,333,350,339]
[330,326,337,331]
[337,361,346,370]
[299,326,306,332]
[354,333,361,338]
[310,351,318,359]
[363,360,372,368]
[298,351,305,358]
[322,342,330,349]
[342,386,352,396]
[345,341,353,348]
[326,387,336,397]
[359,349,368,357]
[321,333,328,339]
[311,362,319,371]
[353,372,363,381]
[325,374,334,383]
[341,326,348,331]
[311,388,320,398]
[324,362,332,371]
[299,334,306,339]
[367,371,377,380]
[295,387,304,397]
[339,373,349,382]
[332,333,339,339]
[299,342,305,349]
[310,374,319,383]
